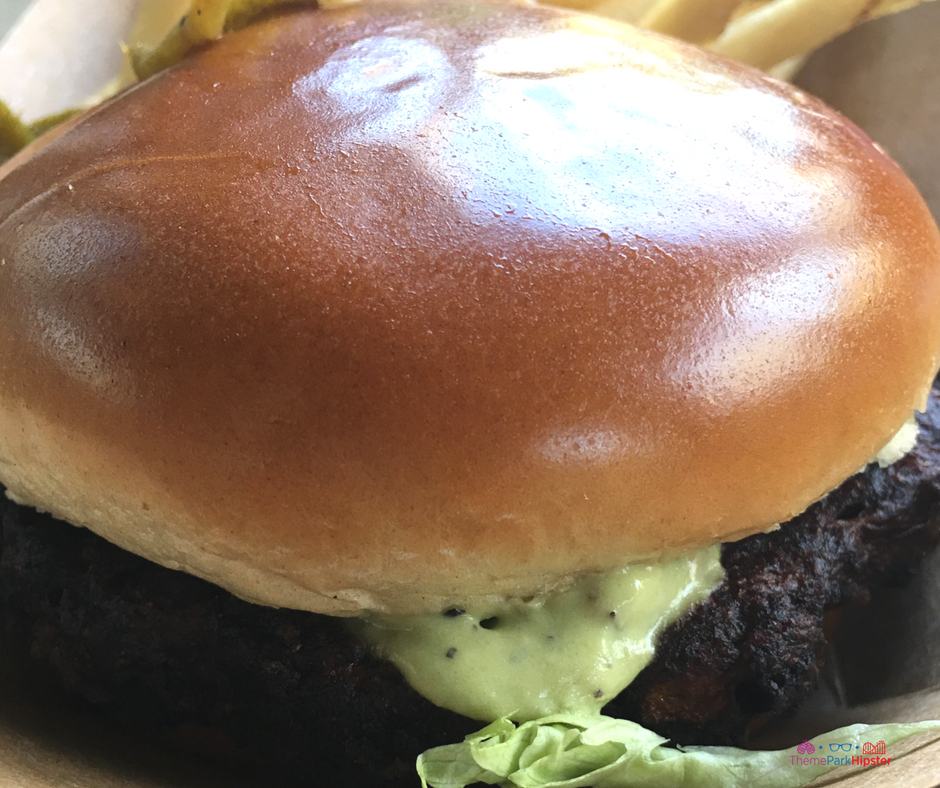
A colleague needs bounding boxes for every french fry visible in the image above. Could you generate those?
[4,0,939,163]
[542,0,616,12]
[866,0,932,17]
[728,0,772,23]
[185,0,230,39]
[130,0,312,79]
[588,0,936,74]
[639,0,748,44]
[128,0,192,48]
[582,0,660,24]
[0,101,33,161]
[127,0,939,83]
[766,52,808,80]
[708,0,876,72]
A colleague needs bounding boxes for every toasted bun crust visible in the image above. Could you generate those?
[0,0,939,614]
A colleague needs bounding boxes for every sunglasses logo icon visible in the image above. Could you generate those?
[829,743,853,752]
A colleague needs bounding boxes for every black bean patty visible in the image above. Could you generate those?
[2,378,940,786]
[610,377,940,743]
[0,502,476,787]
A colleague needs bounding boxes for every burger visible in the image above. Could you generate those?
[1,0,940,786]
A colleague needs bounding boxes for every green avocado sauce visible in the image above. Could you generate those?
[352,546,724,722]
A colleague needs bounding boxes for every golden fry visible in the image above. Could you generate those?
[766,52,808,80]
[130,0,313,80]
[2,0,937,162]
[538,0,599,9]
[709,0,874,72]
[130,25,200,80]
[729,0,772,23]
[225,0,310,30]
[26,108,83,140]
[640,0,748,44]
[585,0,660,24]
[0,99,33,162]
[126,0,940,84]
[866,0,931,18]
[590,0,935,74]
[186,0,230,39]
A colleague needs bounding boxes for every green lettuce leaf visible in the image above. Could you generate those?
[417,713,940,788]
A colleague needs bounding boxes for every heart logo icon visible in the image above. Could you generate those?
[797,740,815,755]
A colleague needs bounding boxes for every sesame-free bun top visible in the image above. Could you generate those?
[0,0,939,615]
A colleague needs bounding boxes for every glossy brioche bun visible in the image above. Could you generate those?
[0,0,939,616]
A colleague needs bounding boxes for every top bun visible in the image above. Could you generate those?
[1,0,939,615]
